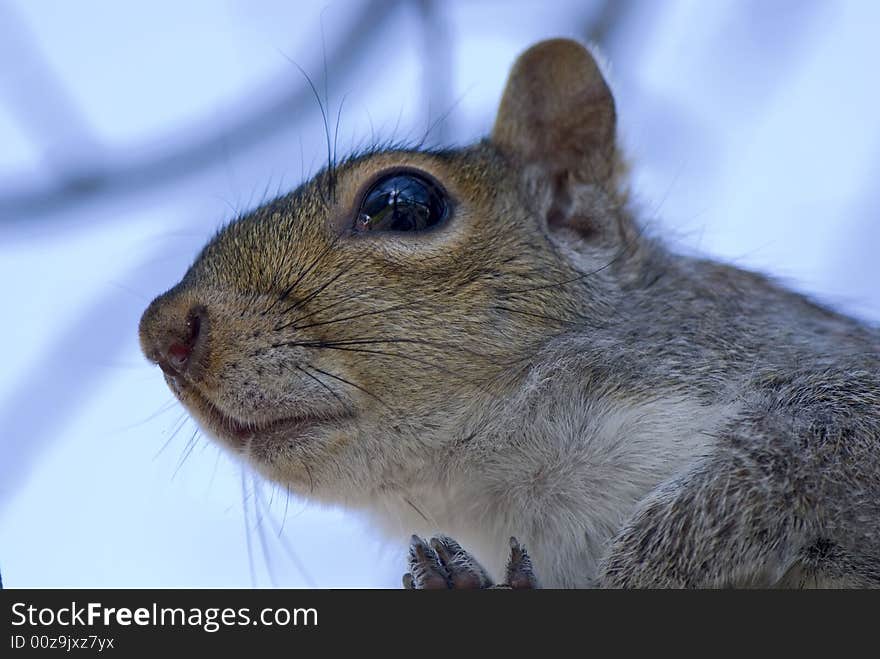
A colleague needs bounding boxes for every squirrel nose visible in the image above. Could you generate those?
[139,298,209,381]
[161,309,203,375]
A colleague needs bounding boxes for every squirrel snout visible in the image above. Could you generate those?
[139,297,209,382]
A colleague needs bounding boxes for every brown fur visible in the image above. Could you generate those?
[140,39,880,587]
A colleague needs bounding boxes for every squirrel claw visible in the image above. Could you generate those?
[505,537,540,589]
[406,535,453,589]
[404,534,539,589]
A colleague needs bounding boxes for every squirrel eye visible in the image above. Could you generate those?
[354,172,447,233]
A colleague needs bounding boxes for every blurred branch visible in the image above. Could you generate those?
[585,0,638,51]
[0,0,401,223]
[0,2,103,175]
[415,0,454,146]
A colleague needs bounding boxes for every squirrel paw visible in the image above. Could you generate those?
[403,535,539,589]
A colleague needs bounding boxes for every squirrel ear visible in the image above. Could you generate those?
[492,39,616,185]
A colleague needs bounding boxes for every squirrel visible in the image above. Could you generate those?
[139,38,880,588]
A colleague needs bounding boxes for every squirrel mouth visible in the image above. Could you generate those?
[167,375,342,445]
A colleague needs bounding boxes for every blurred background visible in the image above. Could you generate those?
[1,0,878,587]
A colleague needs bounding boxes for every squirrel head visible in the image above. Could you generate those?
[139,38,639,503]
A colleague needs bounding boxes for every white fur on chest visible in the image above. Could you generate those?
[371,391,737,587]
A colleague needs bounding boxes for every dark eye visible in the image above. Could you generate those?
[354,172,448,233]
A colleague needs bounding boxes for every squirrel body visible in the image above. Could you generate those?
[140,39,880,587]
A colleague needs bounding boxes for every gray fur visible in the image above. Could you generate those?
[139,39,880,588]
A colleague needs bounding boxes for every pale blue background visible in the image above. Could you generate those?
[1,0,878,587]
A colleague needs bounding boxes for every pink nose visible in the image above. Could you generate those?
[139,299,209,381]
[162,311,202,374]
